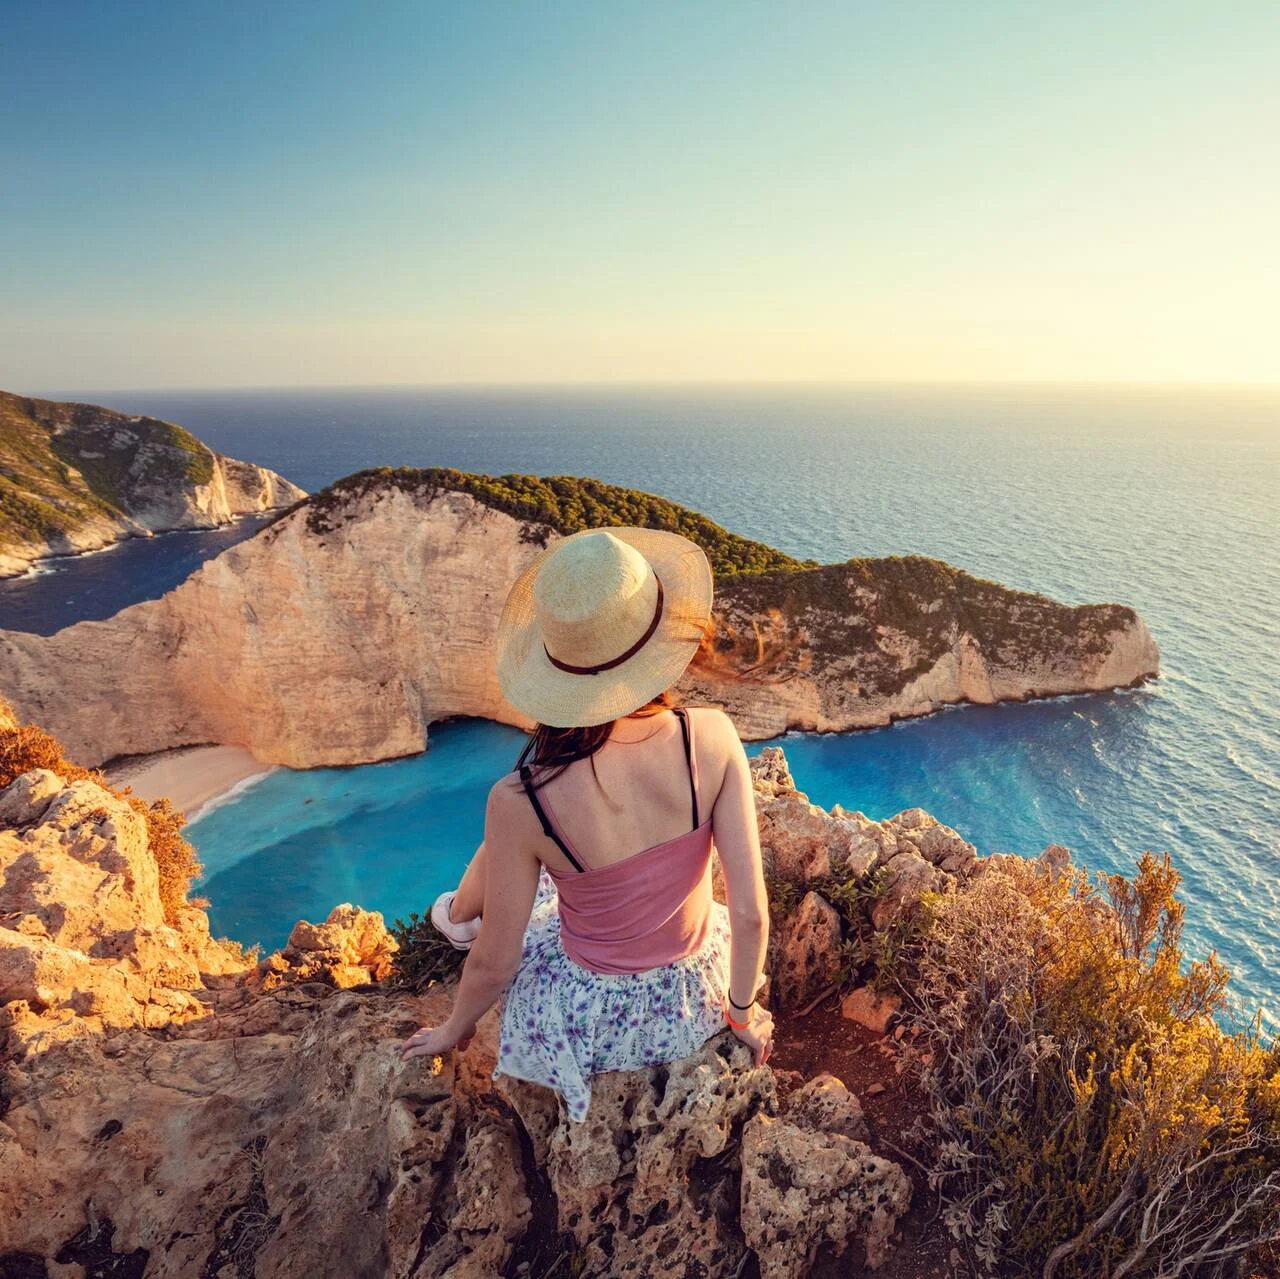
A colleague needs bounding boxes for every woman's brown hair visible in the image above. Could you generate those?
[515,690,675,789]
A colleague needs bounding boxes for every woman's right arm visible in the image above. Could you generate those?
[706,709,774,1065]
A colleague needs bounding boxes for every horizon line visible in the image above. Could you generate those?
[21,377,1280,400]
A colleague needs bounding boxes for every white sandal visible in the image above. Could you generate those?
[430,891,481,950]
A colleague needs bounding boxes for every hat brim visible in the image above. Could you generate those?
[495,527,713,728]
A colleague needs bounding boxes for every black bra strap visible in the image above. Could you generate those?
[674,708,699,829]
[519,765,587,872]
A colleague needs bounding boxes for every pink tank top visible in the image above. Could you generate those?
[519,708,715,976]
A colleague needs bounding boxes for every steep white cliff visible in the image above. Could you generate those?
[0,476,1159,768]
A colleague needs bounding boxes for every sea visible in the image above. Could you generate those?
[3,384,1277,1031]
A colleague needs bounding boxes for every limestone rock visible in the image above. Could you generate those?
[422,1113,533,1279]
[1,475,1158,766]
[498,1073,561,1166]
[0,767,65,827]
[864,809,976,930]
[870,850,944,930]
[757,789,890,884]
[841,985,902,1036]
[749,746,797,798]
[748,753,982,1007]
[0,769,244,1043]
[0,983,531,1279]
[1039,842,1072,877]
[255,902,400,989]
[740,1111,912,1274]
[547,1033,777,1277]
[783,1072,869,1143]
[769,890,841,1010]
[888,807,978,877]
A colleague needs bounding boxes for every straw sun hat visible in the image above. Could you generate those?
[495,527,714,728]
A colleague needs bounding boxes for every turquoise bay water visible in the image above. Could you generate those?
[7,385,1279,1027]
[191,719,529,949]
[194,689,1161,961]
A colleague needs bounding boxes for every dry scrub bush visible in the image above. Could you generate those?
[902,851,1280,1277]
[388,909,466,992]
[0,702,201,924]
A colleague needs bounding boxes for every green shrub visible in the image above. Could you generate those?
[901,851,1280,1276]
[300,466,809,577]
[767,856,936,1001]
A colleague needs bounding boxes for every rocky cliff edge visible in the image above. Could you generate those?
[0,722,975,1278]
[0,391,306,579]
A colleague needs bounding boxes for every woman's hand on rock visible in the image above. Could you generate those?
[728,1004,775,1067]
[400,1019,475,1061]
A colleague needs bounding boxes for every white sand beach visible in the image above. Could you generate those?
[105,745,276,822]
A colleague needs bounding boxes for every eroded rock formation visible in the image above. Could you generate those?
[1,469,1158,768]
[751,746,979,1011]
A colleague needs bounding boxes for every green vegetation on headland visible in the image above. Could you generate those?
[293,465,811,576]
[282,465,1150,690]
[716,554,1138,671]
[0,390,218,553]
[289,466,1137,632]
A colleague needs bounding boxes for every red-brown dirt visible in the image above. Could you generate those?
[770,998,969,1279]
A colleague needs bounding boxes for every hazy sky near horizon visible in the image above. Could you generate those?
[4,1,1279,391]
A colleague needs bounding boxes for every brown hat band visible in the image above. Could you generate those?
[543,579,665,676]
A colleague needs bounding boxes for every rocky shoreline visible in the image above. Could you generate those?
[0,391,306,580]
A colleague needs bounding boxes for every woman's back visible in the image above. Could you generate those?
[403,525,773,1115]
[526,707,724,875]
[520,707,719,975]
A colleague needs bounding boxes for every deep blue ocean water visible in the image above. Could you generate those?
[5,385,1278,1028]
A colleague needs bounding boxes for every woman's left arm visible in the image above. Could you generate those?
[401,779,539,1060]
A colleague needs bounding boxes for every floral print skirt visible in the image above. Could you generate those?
[493,869,732,1121]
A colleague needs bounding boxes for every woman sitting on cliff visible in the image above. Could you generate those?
[401,527,773,1119]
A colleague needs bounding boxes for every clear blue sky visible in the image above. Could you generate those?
[4,0,1278,389]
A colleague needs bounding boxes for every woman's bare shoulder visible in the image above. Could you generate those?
[485,771,542,849]
[689,703,736,729]
[490,767,526,794]
[488,769,532,811]
[688,705,741,753]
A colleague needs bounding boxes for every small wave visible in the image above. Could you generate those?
[49,539,128,562]
[186,767,278,826]
[1225,744,1280,796]
[14,562,62,580]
